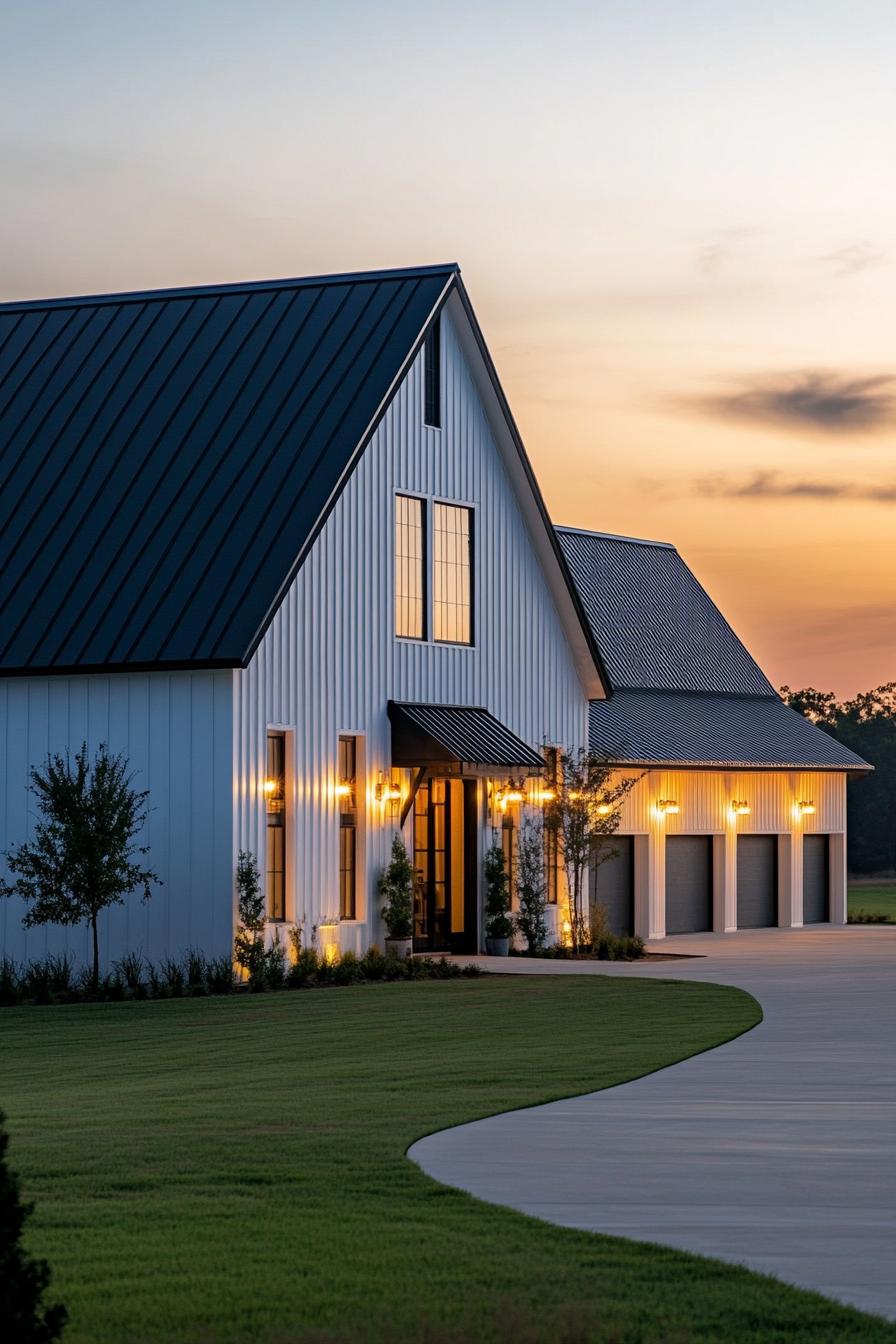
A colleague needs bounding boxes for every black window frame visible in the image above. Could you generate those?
[266,731,287,922]
[423,315,441,428]
[432,501,474,647]
[338,735,358,921]
[395,493,427,641]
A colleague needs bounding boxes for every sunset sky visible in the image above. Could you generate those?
[2,1,894,697]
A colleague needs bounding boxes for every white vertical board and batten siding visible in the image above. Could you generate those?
[608,768,847,937]
[236,304,588,948]
[0,671,233,967]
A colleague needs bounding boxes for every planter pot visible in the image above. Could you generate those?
[485,936,510,957]
[384,936,413,960]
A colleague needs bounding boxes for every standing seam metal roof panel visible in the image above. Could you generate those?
[389,702,545,770]
[0,266,455,672]
[588,690,870,770]
[556,527,775,696]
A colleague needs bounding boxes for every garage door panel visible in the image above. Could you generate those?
[591,836,634,937]
[737,835,777,928]
[665,836,712,934]
[803,835,830,924]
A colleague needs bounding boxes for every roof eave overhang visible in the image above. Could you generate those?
[595,757,873,774]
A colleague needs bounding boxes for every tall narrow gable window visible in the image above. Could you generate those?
[423,316,441,428]
[266,731,286,921]
[433,503,472,644]
[395,494,426,639]
[338,736,358,920]
[543,747,560,905]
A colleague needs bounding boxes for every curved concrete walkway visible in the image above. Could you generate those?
[410,927,896,1321]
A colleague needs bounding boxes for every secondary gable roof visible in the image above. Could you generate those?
[0,265,454,673]
[557,526,870,771]
[555,526,774,696]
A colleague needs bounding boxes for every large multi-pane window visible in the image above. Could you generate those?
[266,731,286,921]
[544,747,560,905]
[395,494,426,639]
[338,735,358,920]
[433,503,472,644]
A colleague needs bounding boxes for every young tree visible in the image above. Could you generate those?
[0,1110,67,1342]
[233,849,267,985]
[378,834,414,941]
[0,744,159,991]
[483,841,513,944]
[545,749,639,953]
[514,815,548,954]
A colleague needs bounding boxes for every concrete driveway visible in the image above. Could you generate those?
[410,927,896,1321]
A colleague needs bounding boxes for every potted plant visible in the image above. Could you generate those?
[484,842,513,955]
[379,834,414,959]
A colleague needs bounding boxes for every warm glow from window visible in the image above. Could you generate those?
[433,502,472,644]
[395,495,425,639]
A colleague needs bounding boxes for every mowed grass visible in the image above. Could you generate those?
[849,879,896,921]
[3,977,894,1344]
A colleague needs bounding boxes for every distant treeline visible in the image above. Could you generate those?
[781,684,896,874]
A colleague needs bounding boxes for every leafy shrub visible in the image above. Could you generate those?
[287,947,320,989]
[0,1109,68,1341]
[184,950,207,991]
[159,958,185,993]
[265,936,287,991]
[0,958,21,1006]
[379,835,414,939]
[205,955,235,993]
[359,947,387,980]
[114,951,145,990]
[484,843,513,941]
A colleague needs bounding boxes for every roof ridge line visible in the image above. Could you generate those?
[0,263,461,314]
[555,524,676,549]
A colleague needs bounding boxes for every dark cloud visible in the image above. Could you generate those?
[683,370,896,433]
[697,470,896,504]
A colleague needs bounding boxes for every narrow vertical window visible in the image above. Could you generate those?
[265,732,286,921]
[338,735,357,920]
[501,811,516,900]
[395,494,426,639]
[543,747,560,905]
[424,315,441,428]
[433,503,473,644]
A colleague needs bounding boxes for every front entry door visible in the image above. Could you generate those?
[412,778,478,952]
[413,779,449,951]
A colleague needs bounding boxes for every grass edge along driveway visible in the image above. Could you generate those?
[3,975,894,1344]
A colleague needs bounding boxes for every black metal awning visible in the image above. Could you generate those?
[388,701,544,776]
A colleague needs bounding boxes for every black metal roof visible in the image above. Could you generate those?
[0,265,455,673]
[555,527,775,696]
[389,701,544,772]
[589,690,870,771]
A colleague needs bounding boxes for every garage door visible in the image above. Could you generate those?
[803,835,830,923]
[591,836,634,937]
[737,835,778,928]
[665,836,712,934]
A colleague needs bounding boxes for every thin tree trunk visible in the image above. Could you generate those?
[91,916,99,993]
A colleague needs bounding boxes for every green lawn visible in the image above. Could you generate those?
[3,977,893,1344]
[848,879,896,921]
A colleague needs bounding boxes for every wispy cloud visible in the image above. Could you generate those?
[814,242,887,278]
[678,370,896,433]
[696,470,896,504]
